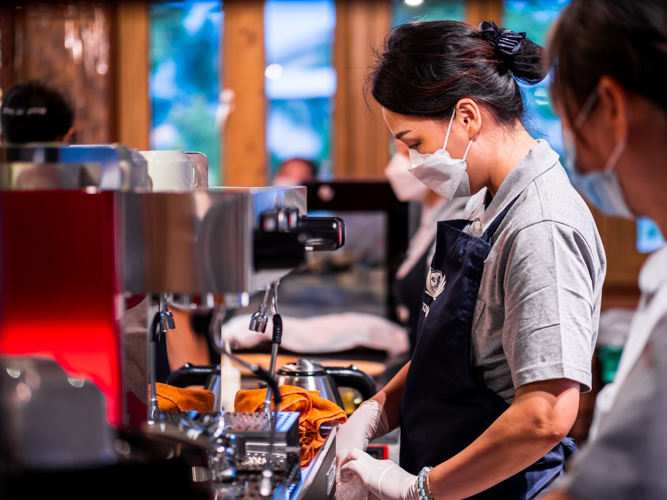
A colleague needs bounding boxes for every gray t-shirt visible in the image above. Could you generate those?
[463,140,606,404]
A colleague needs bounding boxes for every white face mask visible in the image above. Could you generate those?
[563,90,633,219]
[384,153,431,202]
[407,108,473,202]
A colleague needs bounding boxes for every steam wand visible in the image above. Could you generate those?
[263,280,282,414]
[148,294,175,422]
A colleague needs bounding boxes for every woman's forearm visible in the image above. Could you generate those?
[371,361,410,431]
[430,379,580,500]
[540,488,577,500]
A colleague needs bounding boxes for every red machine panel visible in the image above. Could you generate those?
[0,191,123,426]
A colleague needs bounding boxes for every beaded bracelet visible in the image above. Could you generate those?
[418,466,434,500]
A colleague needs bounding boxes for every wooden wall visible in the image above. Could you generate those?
[466,0,503,26]
[114,1,150,151]
[333,0,391,179]
[593,208,645,310]
[222,0,266,187]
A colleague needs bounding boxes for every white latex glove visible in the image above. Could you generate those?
[336,400,389,467]
[340,449,420,500]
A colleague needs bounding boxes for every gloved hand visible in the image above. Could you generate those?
[336,400,389,467]
[340,449,420,500]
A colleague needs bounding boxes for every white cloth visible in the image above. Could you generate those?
[220,312,409,359]
[588,244,667,439]
[396,198,469,280]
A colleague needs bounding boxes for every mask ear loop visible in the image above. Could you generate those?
[604,103,632,173]
[443,107,457,149]
[463,139,473,161]
[444,106,474,161]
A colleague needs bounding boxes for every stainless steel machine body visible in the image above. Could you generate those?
[0,143,340,499]
[0,143,151,191]
[122,186,307,296]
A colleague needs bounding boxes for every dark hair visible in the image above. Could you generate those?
[277,157,318,179]
[367,21,546,126]
[549,0,667,123]
[0,81,74,143]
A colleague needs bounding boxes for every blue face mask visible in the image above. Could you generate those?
[562,90,633,219]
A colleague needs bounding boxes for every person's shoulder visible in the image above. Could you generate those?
[505,165,606,266]
[526,160,600,235]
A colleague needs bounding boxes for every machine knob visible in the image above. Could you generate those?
[259,207,300,232]
[249,309,269,333]
[159,310,175,332]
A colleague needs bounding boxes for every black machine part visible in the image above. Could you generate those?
[253,213,346,271]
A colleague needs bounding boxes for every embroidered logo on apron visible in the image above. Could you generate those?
[425,268,446,299]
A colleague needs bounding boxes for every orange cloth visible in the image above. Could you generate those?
[235,385,347,467]
[156,382,215,413]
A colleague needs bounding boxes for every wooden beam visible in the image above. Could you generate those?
[333,0,391,179]
[0,3,17,101]
[114,1,150,151]
[223,0,266,187]
[466,0,503,28]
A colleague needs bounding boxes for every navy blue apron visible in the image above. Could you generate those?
[400,199,577,500]
[393,247,431,354]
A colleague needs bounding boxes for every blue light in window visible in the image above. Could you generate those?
[265,0,337,177]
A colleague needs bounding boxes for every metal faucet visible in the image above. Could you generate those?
[148,293,175,421]
[249,287,271,333]
[263,280,282,414]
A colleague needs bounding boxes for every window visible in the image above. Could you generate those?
[392,0,465,27]
[264,0,336,180]
[149,2,223,186]
[503,0,569,159]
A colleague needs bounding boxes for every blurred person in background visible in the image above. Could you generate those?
[273,157,318,185]
[0,80,74,144]
[541,0,667,498]
[386,138,468,354]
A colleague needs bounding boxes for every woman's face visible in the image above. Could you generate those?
[381,104,489,195]
[382,107,472,159]
[557,78,644,216]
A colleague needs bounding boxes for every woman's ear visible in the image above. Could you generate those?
[597,77,630,145]
[455,98,481,140]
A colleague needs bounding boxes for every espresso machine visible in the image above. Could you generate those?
[0,144,345,499]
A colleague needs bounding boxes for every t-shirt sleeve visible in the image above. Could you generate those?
[502,221,599,392]
[564,317,667,500]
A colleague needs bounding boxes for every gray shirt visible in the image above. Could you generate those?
[463,140,606,404]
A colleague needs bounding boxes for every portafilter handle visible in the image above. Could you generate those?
[298,216,345,251]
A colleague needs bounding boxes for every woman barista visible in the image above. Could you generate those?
[336,21,606,500]
[386,139,468,354]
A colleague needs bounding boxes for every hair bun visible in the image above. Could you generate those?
[479,21,526,55]
[479,20,547,84]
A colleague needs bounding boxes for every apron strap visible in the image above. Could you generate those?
[485,196,520,241]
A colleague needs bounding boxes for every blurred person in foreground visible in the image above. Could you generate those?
[542,1,667,498]
[0,80,74,144]
[273,157,318,186]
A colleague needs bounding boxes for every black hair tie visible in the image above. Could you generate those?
[479,21,526,56]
